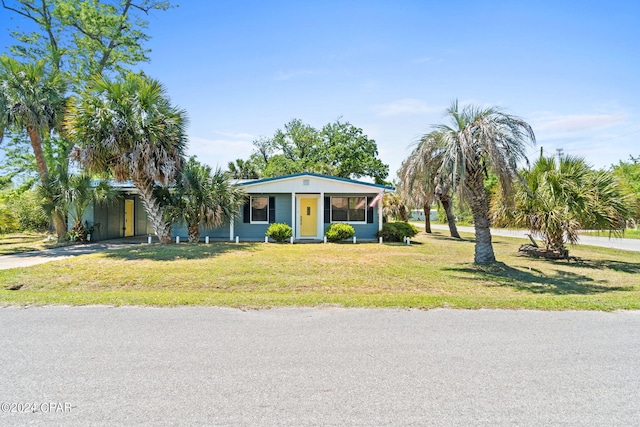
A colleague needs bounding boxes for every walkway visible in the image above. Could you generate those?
[0,237,148,270]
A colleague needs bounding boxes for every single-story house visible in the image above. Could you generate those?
[80,173,394,242]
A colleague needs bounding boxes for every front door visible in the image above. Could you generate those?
[299,197,317,237]
[124,199,134,237]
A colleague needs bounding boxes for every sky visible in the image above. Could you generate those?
[2,0,639,180]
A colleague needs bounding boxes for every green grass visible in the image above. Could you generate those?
[0,231,71,255]
[1,230,639,310]
[580,229,640,240]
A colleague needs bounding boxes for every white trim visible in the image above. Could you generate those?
[229,216,234,241]
[329,196,367,224]
[378,190,384,231]
[291,192,296,238]
[249,195,269,224]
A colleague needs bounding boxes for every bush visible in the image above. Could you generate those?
[265,223,292,242]
[325,223,355,242]
[8,190,49,231]
[377,222,418,242]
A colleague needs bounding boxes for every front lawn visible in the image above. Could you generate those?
[1,231,639,310]
[0,231,70,255]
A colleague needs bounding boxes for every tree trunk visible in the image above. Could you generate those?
[187,222,200,243]
[51,210,67,241]
[423,202,431,233]
[467,179,496,264]
[28,126,69,239]
[133,177,172,244]
[27,126,49,185]
[439,194,460,239]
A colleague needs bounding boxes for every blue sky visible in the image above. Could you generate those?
[2,0,639,179]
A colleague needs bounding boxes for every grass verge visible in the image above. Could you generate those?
[0,231,71,255]
[1,231,639,310]
[579,229,640,240]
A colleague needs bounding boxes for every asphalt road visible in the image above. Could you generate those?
[1,307,639,426]
[429,224,640,252]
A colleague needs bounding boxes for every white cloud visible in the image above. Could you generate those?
[372,98,441,117]
[533,113,628,133]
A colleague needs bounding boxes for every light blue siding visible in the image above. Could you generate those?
[171,221,231,241]
[234,194,292,239]
[324,193,380,240]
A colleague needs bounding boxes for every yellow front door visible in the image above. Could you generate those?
[124,199,134,237]
[300,198,317,237]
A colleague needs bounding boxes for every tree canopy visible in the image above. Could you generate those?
[66,72,188,243]
[2,0,173,87]
[411,101,536,264]
[493,155,634,255]
[242,118,389,183]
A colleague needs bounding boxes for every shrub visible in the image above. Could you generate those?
[265,223,292,242]
[377,222,418,242]
[8,190,49,230]
[325,223,355,242]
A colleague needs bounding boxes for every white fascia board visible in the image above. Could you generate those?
[241,175,386,194]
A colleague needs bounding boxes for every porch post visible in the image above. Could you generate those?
[320,191,324,238]
[378,190,384,231]
[229,216,234,241]
[291,192,296,239]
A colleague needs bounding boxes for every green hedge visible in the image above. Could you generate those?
[325,223,355,242]
[377,222,418,242]
[265,223,292,242]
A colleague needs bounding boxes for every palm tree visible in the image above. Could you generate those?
[227,158,258,179]
[382,189,409,222]
[0,56,68,238]
[66,73,187,243]
[501,155,633,255]
[170,157,245,243]
[67,174,118,241]
[400,140,460,238]
[417,101,536,264]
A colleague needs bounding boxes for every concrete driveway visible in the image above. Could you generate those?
[0,238,148,270]
[1,307,638,426]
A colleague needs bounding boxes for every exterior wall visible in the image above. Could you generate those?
[171,221,231,240]
[80,174,389,242]
[86,195,152,241]
[235,193,292,239]
[324,193,379,239]
[232,192,380,240]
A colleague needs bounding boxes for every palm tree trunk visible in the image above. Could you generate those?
[187,222,200,243]
[28,126,69,239]
[439,194,461,239]
[51,211,67,240]
[133,177,172,244]
[423,202,431,233]
[468,179,496,264]
[27,126,49,185]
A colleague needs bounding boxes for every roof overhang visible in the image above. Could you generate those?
[237,172,394,194]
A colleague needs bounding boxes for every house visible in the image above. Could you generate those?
[81,173,394,242]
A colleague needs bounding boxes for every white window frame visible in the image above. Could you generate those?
[330,196,367,224]
[250,196,269,224]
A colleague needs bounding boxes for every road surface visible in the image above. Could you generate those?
[1,307,638,426]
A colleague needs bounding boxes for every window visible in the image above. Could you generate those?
[331,197,366,222]
[251,196,268,223]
